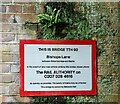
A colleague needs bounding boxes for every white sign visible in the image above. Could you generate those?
[20,40,96,96]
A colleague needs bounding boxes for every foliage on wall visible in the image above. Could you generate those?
[28,2,119,103]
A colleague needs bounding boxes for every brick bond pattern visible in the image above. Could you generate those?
[0,0,44,103]
[0,1,119,103]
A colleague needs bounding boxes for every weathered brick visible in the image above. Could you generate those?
[9,44,19,52]
[0,65,2,73]
[2,44,10,52]
[0,44,2,50]
[2,14,22,23]
[12,74,19,85]
[14,0,32,2]
[9,25,23,33]
[97,83,105,95]
[0,35,1,40]
[2,13,37,24]
[98,65,111,76]
[111,83,119,94]
[2,0,12,3]
[2,53,19,62]
[104,95,119,103]
[0,74,13,83]
[0,51,2,62]
[2,53,11,62]
[112,46,120,55]
[23,4,36,13]
[0,23,3,32]
[21,14,37,22]
[7,5,22,13]
[0,25,2,32]
[109,37,119,45]
[29,0,36,2]
[9,84,19,95]
[0,95,2,104]
[111,65,119,75]
[0,5,6,13]
[98,75,119,96]
[14,0,25,2]
[0,14,2,23]
[2,96,16,103]
[98,55,107,65]
[13,96,31,103]
[1,14,11,23]
[0,24,9,32]
[17,34,36,40]
[8,15,21,24]
[12,54,19,62]
[0,75,2,83]
[1,44,19,54]
[0,86,2,94]
[2,33,15,42]
[2,54,19,62]
[0,86,9,95]
[11,64,19,73]
[1,64,10,73]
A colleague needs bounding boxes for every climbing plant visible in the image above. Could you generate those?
[29,2,119,103]
[36,2,98,40]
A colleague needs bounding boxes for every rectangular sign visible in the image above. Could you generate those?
[20,40,96,96]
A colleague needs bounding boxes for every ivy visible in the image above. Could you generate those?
[28,2,119,103]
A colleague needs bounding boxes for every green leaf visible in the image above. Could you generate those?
[38,14,51,21]
[55,10,61,23]
[46,6,53,14]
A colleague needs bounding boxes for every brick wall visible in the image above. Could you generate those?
[0,1,119,103]
[0,0,44,103]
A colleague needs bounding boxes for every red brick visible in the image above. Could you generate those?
[0,24,10,32]
[23,4,36,13]
[1,14,21,23]
[7,5,22,13]
[2,13,37,23]
[1,14,10,23]
[21,14,37,22]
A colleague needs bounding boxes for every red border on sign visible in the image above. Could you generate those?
[20,40,96,96]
